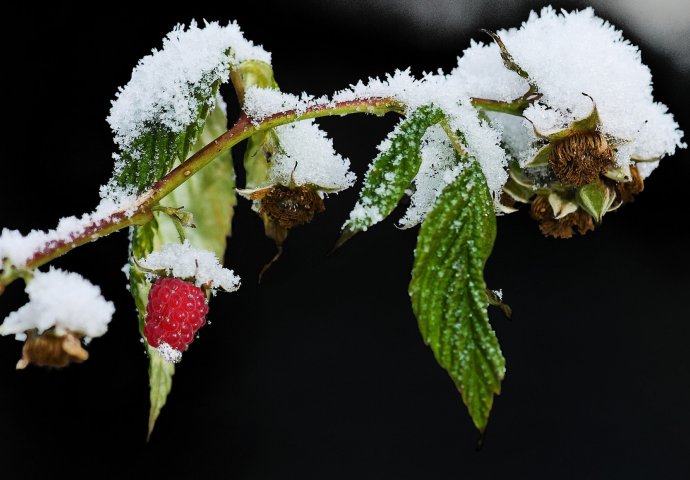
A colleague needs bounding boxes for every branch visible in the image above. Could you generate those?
[0,97,405,292]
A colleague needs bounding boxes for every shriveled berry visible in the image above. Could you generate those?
[143,278,208,356]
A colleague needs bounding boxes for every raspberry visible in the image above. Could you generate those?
[143,278,209,353]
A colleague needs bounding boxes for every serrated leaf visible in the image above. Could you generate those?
[341,105,444,240]
[128,101,235,438]
[409,159,505,432]
[116,83,220,192]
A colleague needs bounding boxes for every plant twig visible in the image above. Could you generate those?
[0,97,405,292]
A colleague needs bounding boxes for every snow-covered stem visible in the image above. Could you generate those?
[0,96,404,293]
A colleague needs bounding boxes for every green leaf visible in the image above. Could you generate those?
[115,83,221,192]
[128,100,236,438]
[147,345,175,441]
[409,159,505,432]
[340,105,444,242]
[158,101,236,258]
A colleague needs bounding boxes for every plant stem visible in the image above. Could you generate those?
[0,97,405,292]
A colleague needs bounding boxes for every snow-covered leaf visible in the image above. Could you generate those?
[409,159,504,432]
[341,105,444,240]
[108,22,269,191]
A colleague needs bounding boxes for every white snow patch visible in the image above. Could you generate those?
[0,268,114,340]
[137,241,240,293]
[0,188,137,270]
[243,87,329,123]
[267,120,355,191]
[108,21,270,155]
[156,342,183,364]
[451,7,685,170]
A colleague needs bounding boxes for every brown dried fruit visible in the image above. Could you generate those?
[16,331,88,369]
[549,131,614,186]
[257,185,325,229]
[530,195,595,239]
[616,165,645,204]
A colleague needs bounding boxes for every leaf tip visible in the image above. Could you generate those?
[331,228,358,253]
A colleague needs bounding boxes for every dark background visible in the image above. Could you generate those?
[1,1,688,478]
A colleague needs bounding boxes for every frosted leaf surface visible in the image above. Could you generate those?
[399,125,463,229]
[336,71,508,200]
[0,188,137,270]
[451,7,685,169]
[0,268,114,339]
[137,241,240,292]
[267,120,355,191]
[108,21,270,153]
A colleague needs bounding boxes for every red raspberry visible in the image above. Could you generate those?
[143,278,209,353]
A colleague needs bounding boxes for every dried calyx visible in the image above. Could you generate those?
[498,91,646,237]
[244,184,325,230]
[16,330,88,369]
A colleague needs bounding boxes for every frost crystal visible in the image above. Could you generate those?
[452,7,685,173]
[108,21,270,154]
[0,268,114,340]
[267,120,355,191]
[137,241,241,292]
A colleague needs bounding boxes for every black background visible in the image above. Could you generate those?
[1,2,688,478]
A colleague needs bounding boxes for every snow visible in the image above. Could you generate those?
[0,268,114,340]
[398,125,464,229]
[243,87,329,122]
[335,71,508,199]
[108,21,270,157]
[156,342,183,363]
[451,7,685,170]
[136,241,240,292]
[0,188,137,270]
[266,120,355,191]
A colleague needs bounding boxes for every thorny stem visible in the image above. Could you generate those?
[0,97,405,292]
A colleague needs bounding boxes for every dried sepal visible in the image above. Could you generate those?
[615,165,645,204]
[576,180,617,223]
[524,143,552,168]
[548,193,578,219]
